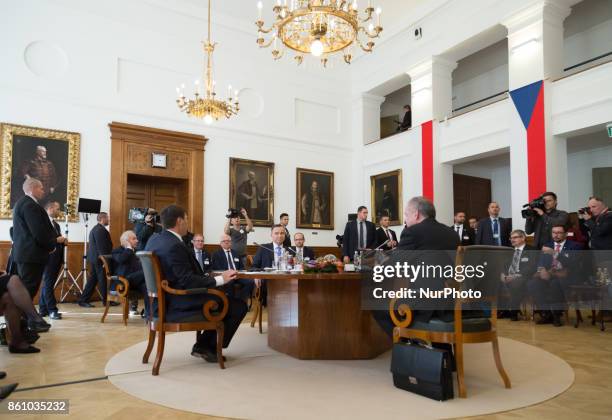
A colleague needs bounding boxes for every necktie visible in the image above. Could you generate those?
[226,251,235,270]
[455,225,461,240]
[553,243,561,269]
[275,246,282,258]
[196,251,203,270]
[509,248,521,274]
[359,222,365,249]
[385,229,391,241]
[492,219,500,245]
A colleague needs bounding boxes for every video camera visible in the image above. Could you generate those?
[521,195,546,218]
[226,208,241,219]
[128,208,159,224]
[578,207,592,216]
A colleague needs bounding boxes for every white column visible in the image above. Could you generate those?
[351,93,385,209]
[503,0,572,223]
[407,57,457,224]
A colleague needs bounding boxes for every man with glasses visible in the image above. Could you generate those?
[191,234,211,272]
[212,234,253,301]
[525,192,569,250]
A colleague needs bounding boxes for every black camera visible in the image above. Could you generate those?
[336,234,343,248]
[128,208,159,224]
[578,207,592,216]
[521,195,546,218]
[226,208,241,219]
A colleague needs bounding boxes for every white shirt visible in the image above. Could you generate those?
[453,224,463,238]
[168,230,223,286]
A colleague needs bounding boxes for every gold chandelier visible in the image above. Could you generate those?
[256,0,382,67]
[176,0,239,124]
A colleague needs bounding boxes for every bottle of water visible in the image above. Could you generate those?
[279,250,288,271]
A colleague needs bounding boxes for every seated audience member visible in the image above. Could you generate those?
[499,230,538,321]
[145,205,246,363]
[374,215,398,250]
[191,234,212,272]
[450,211,475,246]
[0,273,47,353]
[251,225,290,306]
[111,230,149,317]
[290,232,315,261]
[528,224,583,327]
[211,234,254,301]
[475,202,511,247]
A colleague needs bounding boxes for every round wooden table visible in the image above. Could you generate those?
[236,271,390,360]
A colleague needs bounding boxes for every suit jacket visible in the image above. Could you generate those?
[525,209,569,249]
[46,219,65,269]
[504,245,538,278]
[283,227,291,248]
[342,220,376,258]
[88,223,113,264]
[396,218,460,322]
[11,195,57,265]
[475,217,512,247]
[111,246,141,277]
[449,224,475,246]
[583,211,612,250]
[145,230,217,315]
[375,227,398,250]
[537,240,584,273]
[252,243,288,269]
[288,246,315,261]
[191,249,212,272]
[211,248,245,271]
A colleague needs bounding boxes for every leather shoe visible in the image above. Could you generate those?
[0,383,18,400]
[39,311,49,317]
[191,349,225,363]
[9,345,40,354]
[49,311,62,320]
[0,371,6,379]
[78,302,94,308]
[28,319,51,333]
[24,330,40,345]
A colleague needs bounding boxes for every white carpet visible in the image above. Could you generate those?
[106,324,574,420]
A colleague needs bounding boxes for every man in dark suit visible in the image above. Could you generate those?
[38,201,66,320]
[279,213,291,248]
[212,234,253,301]
[191,234,212,272]
[528,224,583,326]
[145,205,246,363]
[469,217,478,235]
[499,229,538,321]
[111,230,149,316]
[374,215,398,250]
[78,212,113,307]
[290,232,315,261]
[450,211,475,246]
[251,225,290,307]
[11,178,58,299]
[373,197,460,337]
[342,206,376,263]
[475,202,511,247]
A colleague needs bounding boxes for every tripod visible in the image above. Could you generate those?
[54,205,83,302]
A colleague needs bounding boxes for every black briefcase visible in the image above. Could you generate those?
[390,342,454,401]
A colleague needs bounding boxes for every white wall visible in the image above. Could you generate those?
[564,0,612,69]
[0,0,353,245]
[567,143,612,210]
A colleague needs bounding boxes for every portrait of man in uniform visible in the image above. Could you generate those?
[230,157,274,226]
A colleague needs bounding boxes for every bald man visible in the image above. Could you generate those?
[211,234,253,301]
[11,178,59,298]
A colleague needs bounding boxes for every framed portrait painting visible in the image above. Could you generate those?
[229,157,274,227]
[296,168,334,230]
[0,123,80,221]
[370,169,402,226]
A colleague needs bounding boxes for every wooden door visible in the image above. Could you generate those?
[453,174,492,220]
[126,175,187,215]
[593,168,612,206]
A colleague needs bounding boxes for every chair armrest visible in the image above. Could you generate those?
[160,280,229,322]
[389,298,413,329]
[110,275,130,297]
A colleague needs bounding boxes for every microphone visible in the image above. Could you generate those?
[253,242,276,254]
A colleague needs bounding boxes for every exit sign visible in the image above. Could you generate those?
[608,123,612,138]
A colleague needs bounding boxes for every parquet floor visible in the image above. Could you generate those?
[1,303,611,419]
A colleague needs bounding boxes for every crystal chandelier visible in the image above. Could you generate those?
[176,0,239,124]
[255,0,383,67]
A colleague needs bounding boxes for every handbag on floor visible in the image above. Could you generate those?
[390,341,454,401]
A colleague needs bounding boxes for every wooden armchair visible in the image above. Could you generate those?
[389,245,513,398]
[136,251,229,375]
[99,255,131,326]
[245,254,264,333]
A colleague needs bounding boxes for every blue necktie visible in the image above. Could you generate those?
[492,219,500,246]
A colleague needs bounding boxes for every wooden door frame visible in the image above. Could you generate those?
[109,122,207,245]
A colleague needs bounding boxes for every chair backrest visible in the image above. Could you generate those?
[99,254,113,279]
[246,254,254,268]
[136,251,161,297]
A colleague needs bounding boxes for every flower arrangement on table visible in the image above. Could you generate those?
[302,254,344,273]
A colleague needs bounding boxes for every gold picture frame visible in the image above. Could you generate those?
[229,157,274,227]
[0,123,81,221]
[296,168,334,230]
[370,169,402,226]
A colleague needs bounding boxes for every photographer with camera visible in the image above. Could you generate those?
[524,192,569,249]
[580,197,612,250]
[224,208,253,268]
[135,208,162,251]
